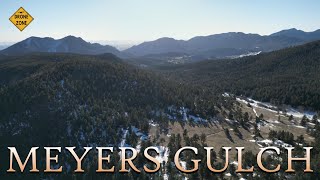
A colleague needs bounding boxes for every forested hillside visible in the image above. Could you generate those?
[1,53,230,142]
[0,53,233,179]
[165,40,320,110]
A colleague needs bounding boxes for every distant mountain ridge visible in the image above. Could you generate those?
[270,28,320,41]
[0,36,124,57]
[2,28,320,61]
[124,28,320,60]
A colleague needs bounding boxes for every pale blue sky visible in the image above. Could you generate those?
[0,0,319,43]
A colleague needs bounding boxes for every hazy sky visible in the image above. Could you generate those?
[1,0,320,43]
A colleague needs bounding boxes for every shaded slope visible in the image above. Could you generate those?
[168,40,320,110]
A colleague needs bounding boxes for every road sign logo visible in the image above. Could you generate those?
[9,7,34,31]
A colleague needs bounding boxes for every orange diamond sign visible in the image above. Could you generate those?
[9,7,34,31]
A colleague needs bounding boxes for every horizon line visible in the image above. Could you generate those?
[1,27,319,45]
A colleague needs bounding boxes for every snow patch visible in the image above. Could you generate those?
[155,146,169,164]
[236,97,317,120]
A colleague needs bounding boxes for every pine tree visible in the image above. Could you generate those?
[312,115,318,124]
[300,115,308,126]
[200,133,206,145]
[288,115,294,122]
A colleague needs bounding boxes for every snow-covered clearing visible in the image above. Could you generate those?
[249,138,292,148]
[236,97,317,120]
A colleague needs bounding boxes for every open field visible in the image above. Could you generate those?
[149,98,314,160]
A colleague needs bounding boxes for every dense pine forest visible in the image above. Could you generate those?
[161,40,320,111]
[0,53,235,179]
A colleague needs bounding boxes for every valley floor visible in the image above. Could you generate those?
[148,95,317,179]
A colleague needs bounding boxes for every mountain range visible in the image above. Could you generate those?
[124,28,320,60]
[271,28,320,40]
[0,36,124,57]
[1,28,320,62]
